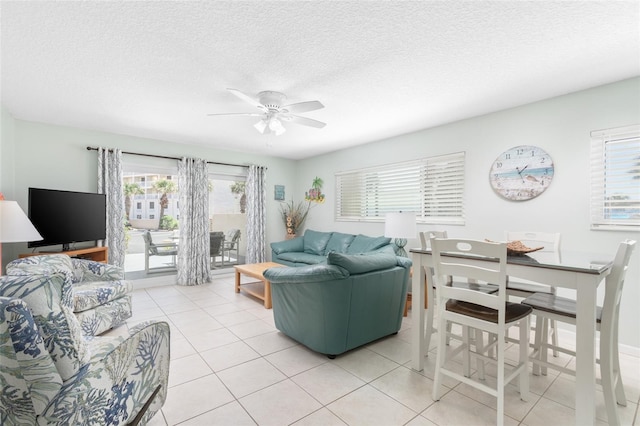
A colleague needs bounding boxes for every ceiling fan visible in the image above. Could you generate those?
[208,89,326,136]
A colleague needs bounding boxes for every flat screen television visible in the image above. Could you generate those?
[28,188,107,251]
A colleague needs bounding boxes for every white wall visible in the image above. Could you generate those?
[295,77,640,349]
[0,115,297,270]
[1,78,638,349]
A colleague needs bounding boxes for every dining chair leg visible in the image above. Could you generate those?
[519,317,530,401]
[496,330,506,426]
[432,311,448,401]
[550,319,559,357]
[424,266,436,354]
[612,312,627,406]
[531,316,544,376]
[475,329,486,380]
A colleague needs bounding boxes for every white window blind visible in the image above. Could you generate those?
[336,152,465,224]
[590,125,640,231]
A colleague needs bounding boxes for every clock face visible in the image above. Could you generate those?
[489,145,554,201]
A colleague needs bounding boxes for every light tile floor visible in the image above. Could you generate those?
[108,274,640,425]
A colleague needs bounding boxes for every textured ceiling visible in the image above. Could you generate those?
[1,1,639,160]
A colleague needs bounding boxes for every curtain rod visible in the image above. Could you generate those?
[86,146,250,168]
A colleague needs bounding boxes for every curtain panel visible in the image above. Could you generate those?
[246,165,267,264]
[177,157,211,286]
[97,147,125,268]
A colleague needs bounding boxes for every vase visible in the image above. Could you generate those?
[285,233,297,240]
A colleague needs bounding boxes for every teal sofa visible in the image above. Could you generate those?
[271,229,398,266]
[263,251,411,358]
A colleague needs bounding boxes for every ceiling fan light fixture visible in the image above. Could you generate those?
[254,119,267,134]
[269,117,286,136]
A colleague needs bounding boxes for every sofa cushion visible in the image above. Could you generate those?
[327,252,398,274]
[346,235,392,254]
[0,272,90,381]
[324,232,356,254]
[303,230,332,255]
[277,252,327,265]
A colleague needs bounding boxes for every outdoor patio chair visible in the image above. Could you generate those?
[142,230,178,273]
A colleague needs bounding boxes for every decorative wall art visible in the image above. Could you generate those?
[305,176,325,203]
[274,185,285,201]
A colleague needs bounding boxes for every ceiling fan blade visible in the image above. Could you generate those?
[282,100,324,114]
[207,112,263,117]
[227,88,264,110]
[286,115,327,129]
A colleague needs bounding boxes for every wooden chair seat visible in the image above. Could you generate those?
[447,300,532,323]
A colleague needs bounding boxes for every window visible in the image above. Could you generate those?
[149,201,155,210]
[336,152,465,224]
[590,125,640,231]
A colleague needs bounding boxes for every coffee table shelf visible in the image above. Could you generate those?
[234,262,284,308]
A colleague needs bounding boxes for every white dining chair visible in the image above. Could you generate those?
[505,231,561,358]
[431,238,532,426]
[521,239,636,426]
[417,231,499,353]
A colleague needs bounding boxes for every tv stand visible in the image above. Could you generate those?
[20,246,108,264]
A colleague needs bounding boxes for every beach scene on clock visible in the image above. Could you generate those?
[489,145,554,201]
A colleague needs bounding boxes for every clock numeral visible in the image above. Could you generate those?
[495,162,502,168]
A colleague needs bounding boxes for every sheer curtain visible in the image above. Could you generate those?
[97,147,125,267]
[245,165,267,263]
[177,157,211,286]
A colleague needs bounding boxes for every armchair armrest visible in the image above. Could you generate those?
[50,320,171,425]
[264,264,349,283]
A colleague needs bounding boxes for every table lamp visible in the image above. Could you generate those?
[384,212,417,257]
[0,197,43,275]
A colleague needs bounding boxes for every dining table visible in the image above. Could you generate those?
[410,246,614,426]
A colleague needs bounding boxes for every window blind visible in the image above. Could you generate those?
[590,125,640,231]
[336,152,465,224]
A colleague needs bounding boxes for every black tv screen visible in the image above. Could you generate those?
[28,188,107,250]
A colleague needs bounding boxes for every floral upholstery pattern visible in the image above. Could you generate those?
[0,274,170,425]
[6,255,132,336]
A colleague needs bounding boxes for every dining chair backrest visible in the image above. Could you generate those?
[601,239,636,335]
[419,230,447,250]
[431,238,507,316]
[143,230,158,255]
[505,231,560,253]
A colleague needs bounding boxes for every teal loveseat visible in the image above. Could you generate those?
[271,229,398,266]
[263,251,411,358]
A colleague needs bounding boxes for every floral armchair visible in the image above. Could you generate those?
[6,254,132,336]
[0,270,170,425]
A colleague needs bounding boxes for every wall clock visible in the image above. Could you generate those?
[489,145,554,201]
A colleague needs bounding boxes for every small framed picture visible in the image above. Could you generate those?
[274,185,285,201]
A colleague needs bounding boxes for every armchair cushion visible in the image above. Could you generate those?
[0,272,89,381]
[70,258,124,282]
[72,280,132,312]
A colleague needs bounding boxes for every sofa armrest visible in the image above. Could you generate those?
[270,236,304,255]
[71,258,125,281]
[264,264,349,283]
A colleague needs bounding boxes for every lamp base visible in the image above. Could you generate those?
[394,238,408,257]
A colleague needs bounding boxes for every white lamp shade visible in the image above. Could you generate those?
[0,200,43,243]
[384,212,417,239]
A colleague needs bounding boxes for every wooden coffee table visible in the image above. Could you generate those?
[234,262,285,308]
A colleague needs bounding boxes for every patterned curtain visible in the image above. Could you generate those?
[177,157,211,286]
[97,148,125,267]
[246,165,267,263]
